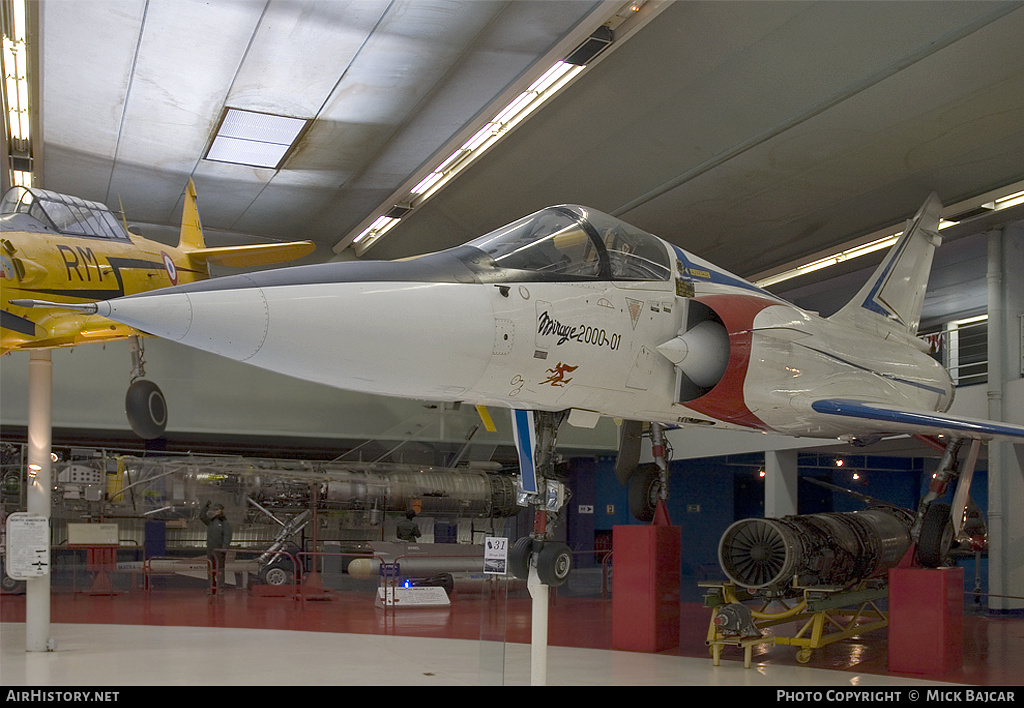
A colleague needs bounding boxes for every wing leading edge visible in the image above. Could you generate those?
[811,399,1024,442]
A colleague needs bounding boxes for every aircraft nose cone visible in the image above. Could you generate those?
[107,277,270,361]
[102,292,193,340]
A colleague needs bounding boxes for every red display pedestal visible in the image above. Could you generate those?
[888,566,963,674]
[70,544,119,595]
[611,522,680,652]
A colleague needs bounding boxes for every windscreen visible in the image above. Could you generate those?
[467,207,602,278]
[465,206,670,281]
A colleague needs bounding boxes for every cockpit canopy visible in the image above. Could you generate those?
[0,186,130,241]
[138,204,676,298]
[466,205,672,281]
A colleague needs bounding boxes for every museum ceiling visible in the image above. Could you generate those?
[21,0,1024,287]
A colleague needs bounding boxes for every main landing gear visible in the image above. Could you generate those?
[614,419,672,522]
[509,411,574,587]
[125,336,168,440]
[912,436,986,568]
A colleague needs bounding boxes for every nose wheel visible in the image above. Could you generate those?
[509,537,573,587]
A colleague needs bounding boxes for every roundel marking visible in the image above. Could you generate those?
[162,252,178,285]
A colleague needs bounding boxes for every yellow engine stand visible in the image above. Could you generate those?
[703,581,888,666]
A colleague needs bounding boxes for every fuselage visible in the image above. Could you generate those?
[0,186,206,353]
[88,205,954,441]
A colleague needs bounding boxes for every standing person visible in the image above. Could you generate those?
[200,501,232,594]
[396,510,421,542]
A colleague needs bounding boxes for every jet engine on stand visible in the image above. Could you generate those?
[717,506,915,597]
[706,506,914,664]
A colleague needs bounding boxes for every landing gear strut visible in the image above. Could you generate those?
[627,422,671,522]
[912,437,985,568]
[510,411,573,587]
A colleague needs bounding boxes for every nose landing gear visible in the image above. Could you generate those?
[508,411,574,587]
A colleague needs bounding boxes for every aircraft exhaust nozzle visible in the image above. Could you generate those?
[656,319,730,388]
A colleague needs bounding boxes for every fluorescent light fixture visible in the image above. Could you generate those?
[755,186,1024,290]
[407,61,582,204]
[950,313,987,327]
[353,215,401,247]
[996,190,1024,209]
[3,0,31,185]
[756,234,900,288]
[345,10,624,256]
[206,109,307,169]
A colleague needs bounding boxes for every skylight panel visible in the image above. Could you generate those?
[205,109,308,169]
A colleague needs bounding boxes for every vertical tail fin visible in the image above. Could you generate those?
[177,179,206,250]
[829,192,943,338]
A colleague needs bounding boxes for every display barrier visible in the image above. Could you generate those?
[2,523,617,684]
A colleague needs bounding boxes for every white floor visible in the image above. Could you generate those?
[0,623,958,687]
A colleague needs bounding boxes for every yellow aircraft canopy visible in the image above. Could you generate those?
[0,186,130,242]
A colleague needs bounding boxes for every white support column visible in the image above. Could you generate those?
[26,350,53,652]
[527,566,548,686]
[764,449,799,518]
[987,225,1024,612]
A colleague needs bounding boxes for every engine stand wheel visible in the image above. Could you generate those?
[535,541,573,587]
[917,502,953,568]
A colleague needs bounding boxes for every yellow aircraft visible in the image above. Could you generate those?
[1,179,314,438]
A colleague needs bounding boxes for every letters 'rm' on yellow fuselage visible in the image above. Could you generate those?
[0,183,314,355]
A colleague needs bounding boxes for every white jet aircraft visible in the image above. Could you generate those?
[17,193,1024,584]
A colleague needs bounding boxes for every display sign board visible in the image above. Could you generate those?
[67,522,119,545]
[484,537,508,575]
[5,513,50,580]
[375,586,450,608]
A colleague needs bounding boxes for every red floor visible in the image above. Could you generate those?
[2,588,1020,685]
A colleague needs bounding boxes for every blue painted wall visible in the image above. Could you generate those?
[567,452,987,597]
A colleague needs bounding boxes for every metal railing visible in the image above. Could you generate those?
[922,316,988,387]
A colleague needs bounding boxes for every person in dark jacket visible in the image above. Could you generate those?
[200,501,232,593]
[396,510,421,542]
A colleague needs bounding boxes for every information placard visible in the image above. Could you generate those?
[375,586,450,608]
[484,537,508,575]
[5,513,50,580]
[67,522,119,545]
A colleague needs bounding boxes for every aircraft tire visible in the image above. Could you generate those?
[536,542,572,587]
[260,566,293,586]
[509,537,533,581]
[126,379,168,439]
[917,503,953,568]
[628,464,661,522]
